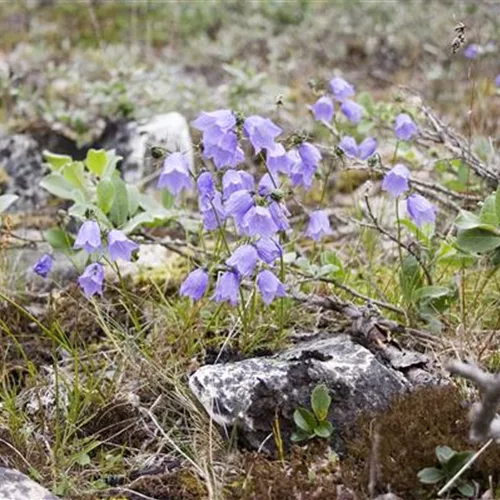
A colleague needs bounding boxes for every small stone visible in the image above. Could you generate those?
[0,468,59,500]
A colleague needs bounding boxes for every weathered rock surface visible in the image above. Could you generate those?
[189,334,440,452]
[0,468,58,500]
[0,133,47,212]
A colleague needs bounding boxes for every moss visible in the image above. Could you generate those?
[343,385,500,499]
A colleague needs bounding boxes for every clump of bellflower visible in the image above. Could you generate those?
[394,114,418,141]
[339,136,377,160]
[407,194,436,227]
[382,164,410,197]
[33,254,53,278]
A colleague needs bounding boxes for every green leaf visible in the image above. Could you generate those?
[435,445,455,465]
[74,451,91,466]
[313,420,334,438]
[417,467,444,484]
[127,184,140,216]
[43,150,72,171]
[399,255,423,302]
[44,228,74,254]
[415,286,451,301]
[121,212,156,234]
[479,194,498,226]
[445,451,474,476]
[291,429,312,442]
[456,481,475,498]
[109,175,129,227]
[62,161,86,191]
[40,174,77,200]
[85,149,108,177]
[102,150,122,178]
[456,228,500,253]
[311,384,331,421]
[161,190,175,209]
[293,408,317,433]
[0,194,19,213]
[320,251,345,280]
[96,179,115,214]
[455,210,497,232]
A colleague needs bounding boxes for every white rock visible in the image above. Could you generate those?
[0,468,59,500]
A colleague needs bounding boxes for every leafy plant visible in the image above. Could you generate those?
[417,445,476,498]
[291,384,334,442]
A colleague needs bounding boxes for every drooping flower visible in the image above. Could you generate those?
[382,164,410,197]
[108,230,139,262]
[74,220,101,254]
[212,270,240,306]
[78,262,104,298]
[329,77,355,102]
[197,171,216,203]
[464,44,479,59]
[407,194,436,227]
[290,143,323,189]
[243,206,279,238]
[157,152,192,196]
[225,190,255,224]
[257,270,286,305]
[299,142,322,168]
[338,136,377,160]
[340,100,364,124]
[222,170,255,200]
[254,237,282,264]
[203,131,245,169]
[310,96,334,122]
[258,173,276,196]
[305,210,332,241]
[395,113,418,141]
[266,142,293,176]
[191,109,236,142]
[180,268,209,301]
[33,253,53,278]
[243,116,282,154]
[200,191,226,231]
[269,201,290,232]
[226,244,259,277]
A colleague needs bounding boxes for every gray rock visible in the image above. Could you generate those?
[0,468,59,500]
[190,335,437,452]
[0,133,47,212]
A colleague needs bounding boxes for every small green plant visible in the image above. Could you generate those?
[417,445,476,498]
[291,384,334,442]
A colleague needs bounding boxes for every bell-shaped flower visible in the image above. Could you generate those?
[254,238,282,264]
[257,270,286,305]
[157,152,192,196]
[407,194,436,227]
[180,268,209,301]
[382,164,410,198]
[243,116,282,154]
[339,136,377,161]
[243,206,279,238]
[226,244,259,277]
[329,77,355,102]
[74,220,101,254]
[201,191,226,231]
[340,100,364,124]
[212,270,240,306]
[305,210,332,241]
[310,96,334,122]
[108,230,139,262]
[222,170,255,200]
[33,254,53,278]
[394,113,418,141]
[78,263,104,298]
[266,142,293,176]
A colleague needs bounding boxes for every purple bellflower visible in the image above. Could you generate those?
[382,164,410,197]
[395,113,418,141]
[464,44,479,59]
[222,170,255,200]
[257,270,286,305]
[108,230,139,262]
[74,220,101,253]
[78,262,104,298]
[200,191,226,231]
[269,201,290,232]
[339,136,377,161]
[254,237,282,264]
[180,268,209,301]
[340,100,364,124]
[243,206,279,238]
[305,210,332,241]
[197,171,216,203]
[266,142,293,176]
[290,143,322,189]
[225,189,255,225]
[33,253,53,278]
[243,116,282,154]
[407,194,436,227]
[329,77,355,102]
[226,244,259,277]
[203,131,245,169]
[310,96,334,122]
[212,270,240,306]
[157,152,192,196]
